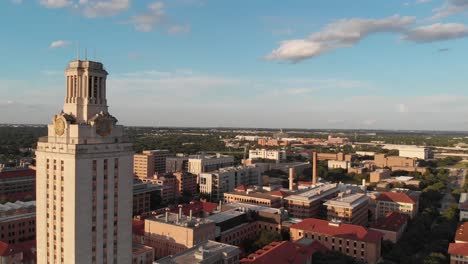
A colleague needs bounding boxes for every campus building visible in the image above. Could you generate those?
[35,60,133,263]
[284,183,340,219]
[290,218,383,264]
[323,192,369,226]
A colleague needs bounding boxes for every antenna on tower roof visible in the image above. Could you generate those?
[85,48,88,61]
[76,42,80,61]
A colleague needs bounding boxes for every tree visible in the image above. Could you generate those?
[252,230,282,252]
[422,252,447,264]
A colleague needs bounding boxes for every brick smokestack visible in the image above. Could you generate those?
[289,167,295,191]
[312,152,317,185]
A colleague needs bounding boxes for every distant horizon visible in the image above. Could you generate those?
[3,123,468,134]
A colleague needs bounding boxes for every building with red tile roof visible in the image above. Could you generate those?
[0,240,36,263]
[370,212,408,243]
[290,218,383,264]
[0,168,36,201]
[449,222,468,263]
[455,222,468,243]
[448,243,468,263]
[240,239,326,264]
[375,191,419,219]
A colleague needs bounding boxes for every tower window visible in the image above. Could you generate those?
[88,76,92,97]
[93,76,98,98]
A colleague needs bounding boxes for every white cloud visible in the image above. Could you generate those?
[49,40,71,49]
[77,0,130,18]
[11,0,23,4]
[265,15,415,62]
[417,0,431,3]
[123,1,165,32]
[403,23,468,42]
[167,24,191,34]
[432,0,468,19]
[39,0,71,8]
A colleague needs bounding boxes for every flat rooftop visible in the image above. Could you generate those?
[224,191,278,201]
[205,209,246,223]
[223,202,282,214]
[146,212,213,228]
[285,183,339,202]
[156,240,238,264]
[323,193,368,209]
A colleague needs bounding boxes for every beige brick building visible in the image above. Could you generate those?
[290,218,383,264]
[324,192,369,226]
[143,212,216,259]
[284,183,340,219]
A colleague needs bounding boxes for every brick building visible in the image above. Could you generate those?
[290,218,383,264]
[0,168,36,201]
[448,222,468,264]
[373,154,417,168]
[143,212,216,259]
[284,183,340,219]
[369,212,408,243]
[156,240,239,264]
[323,192,369,226]
[375,190,419,219]
[223,191,282,208]
[240,239,326,264]
[0,201,36,244]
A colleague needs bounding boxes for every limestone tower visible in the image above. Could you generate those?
[35,60,133,264]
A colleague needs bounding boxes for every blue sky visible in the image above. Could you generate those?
[1,0,468,130]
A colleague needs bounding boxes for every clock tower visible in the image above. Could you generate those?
[36,60,133,264]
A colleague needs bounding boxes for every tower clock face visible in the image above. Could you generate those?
[96,119,112,137]
[54,118,65,136]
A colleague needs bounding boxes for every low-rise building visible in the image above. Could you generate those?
[133,180,162,215]
[223,191,282,208]
[155,240,239,264]
[373,154,417,168]
[324,192,369,226]
[459,193,468,222]
[240,239,326,264]
[375,190,419,219]
[369,212,408,243]
[0,240,36,264]
[249,149,287,162]
[0,201,36,244]
[165,156,189,173]
[132,243,154,264]
[284,183,340,219]
[328,160,350,170]
[143,212,216,259]
[382,144,432,160]
[206,208,258,247]
[290,218,383,264]
[188,154,235,175]
[370,169,391,183]
[448,222,468,264]
[0,168,36,201]
[199,166,261,201]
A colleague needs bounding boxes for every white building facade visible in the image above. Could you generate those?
[327,160,350,170]
[249,149,287,162]
[35,60,133,264]
[199,166,261,200]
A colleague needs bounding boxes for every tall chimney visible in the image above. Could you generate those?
[165,208,170,222]
[289,167,295,191]
[189,210,193,220]
[218,200,222,211]
[178,204,183,219]
[312,152,317,186]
